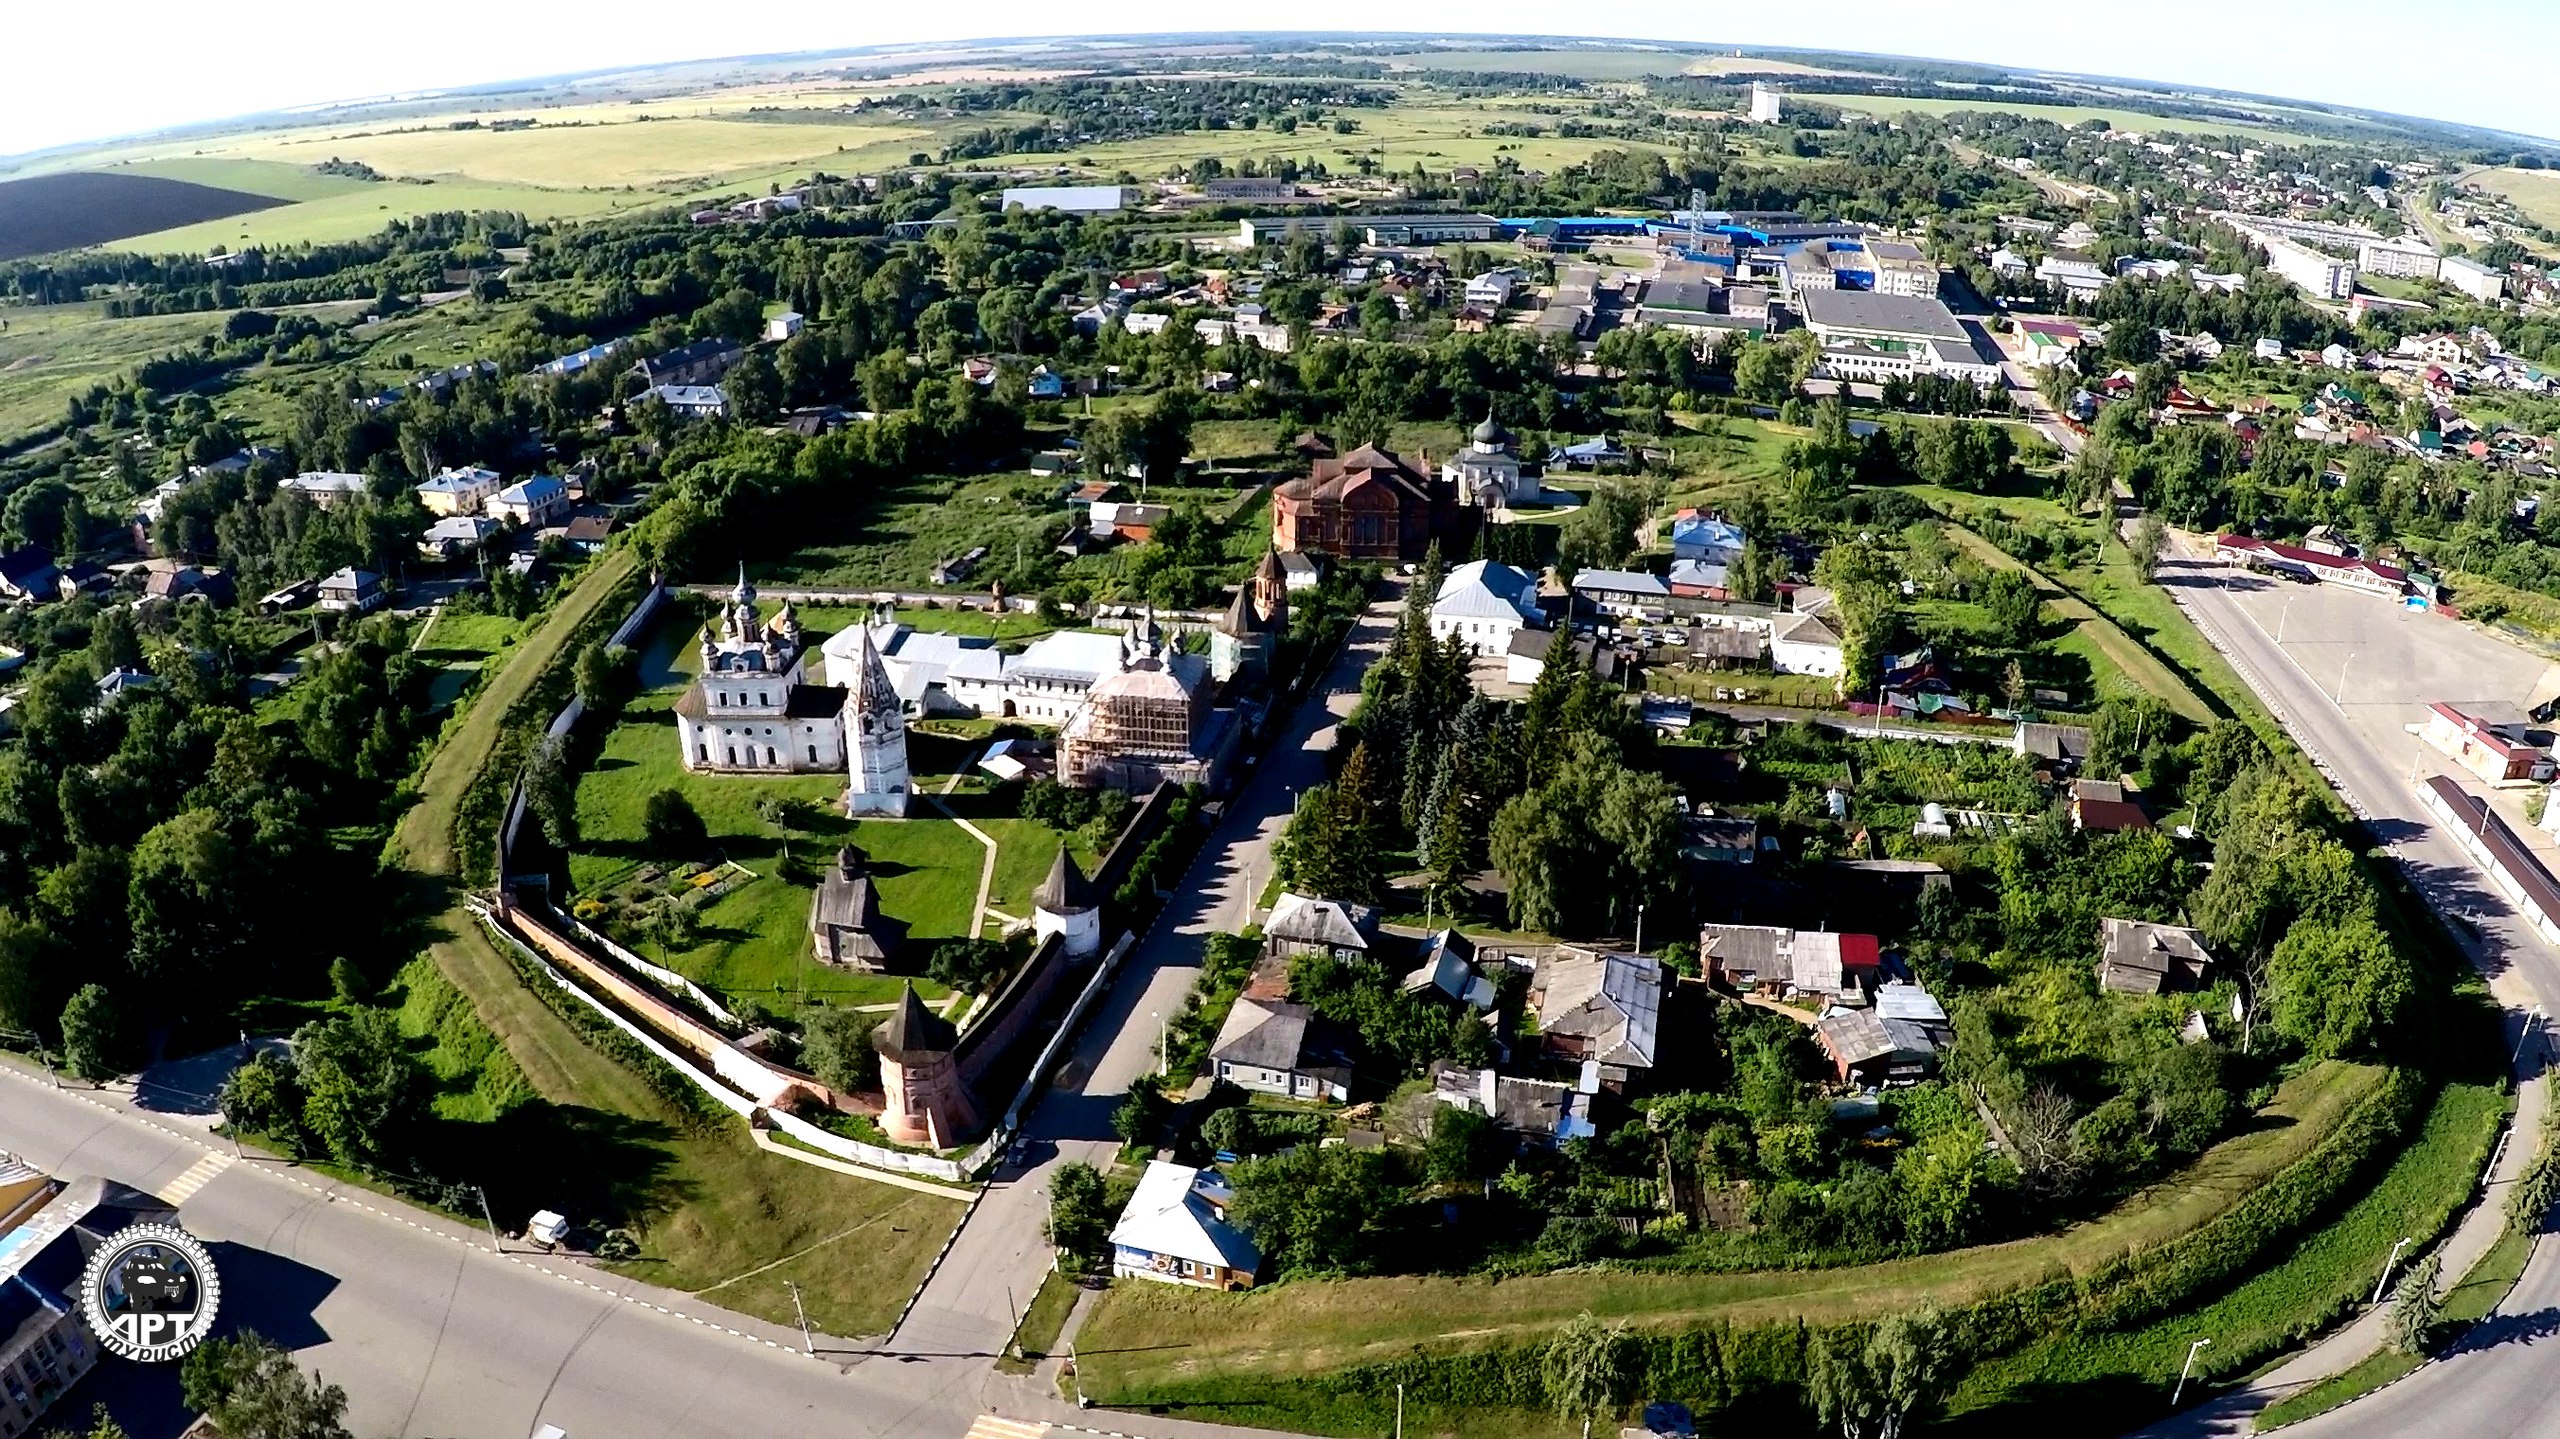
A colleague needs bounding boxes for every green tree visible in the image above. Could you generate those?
[292,1009,423,1171]
[574,641,626,712]
[1045,1160,1112,1270]
[1806,1307,1952,1439]
[800,1007,879,1092]
[219,1050,308,1148]
[2269,915,2413,1059]
[2388,1253,2443,1355]
[59,982,123,1081]
[1979,569,2042,649]
[1112,1083,1170,1145]
[181,1331,355,1439]
[1542,1311,1631,1427]
[525,735,579,850]
[642,788,708,855]
[2129,512,2169,583]
[927,938,1012,994]
[1226,1144,1402,1276]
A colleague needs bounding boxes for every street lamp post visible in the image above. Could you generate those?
[1634,903,1647,956]
[2334,651,2355,706]
[1153,1010,1167,1077]
[2172,1337,2213,1408]
[2373,1236,2415,1306]
[785,1279,815,1355]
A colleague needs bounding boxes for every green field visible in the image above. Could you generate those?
[1050,100,1687,179]
[1791,93,2322,147]
[0,301,233,443]
[2467,167,2560,230]
[1076,1062,2382,1401]
[104,176,675,254]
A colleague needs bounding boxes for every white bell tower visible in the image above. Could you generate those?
[844,623,910,817]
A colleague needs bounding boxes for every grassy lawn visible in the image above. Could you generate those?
[606,1158,966,1339]
[2251,1219,2534,1429]
[1075,1062,2384,1403]
[751,470,1069,592]
[999,1269,1087,1374]
[1944,1079,2509,1433]
[393,545,638,878]
[566,714,985,1006]
[0,301,233,444]
[416,610,524,662]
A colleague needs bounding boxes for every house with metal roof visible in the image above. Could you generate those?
[1531,949,1666,1085]
[1571,568,1672,622]
[1264,892,1378,963]
[1209,997,1355,1102]
[1796,289,2004,384]
[2097,918,2215,995]
[1109,1161,1261,1290]
[1429,560,1546,658]
[1428,1062,1595,1146]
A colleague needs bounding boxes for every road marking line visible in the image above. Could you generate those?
[154,1151,233,1205]
[966,1418,1051,1439]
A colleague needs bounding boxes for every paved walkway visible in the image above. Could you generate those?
[2134,1024,2546,1438]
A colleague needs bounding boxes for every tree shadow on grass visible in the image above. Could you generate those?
[1934,1373,2165,1438]
[417,1098,694,1232]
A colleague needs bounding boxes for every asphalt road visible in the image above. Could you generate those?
[2157,540,2560,1437]
[892,586,1403,1376]
[0,1062,979,1439]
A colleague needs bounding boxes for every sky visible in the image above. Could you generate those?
[5,1,2557,161]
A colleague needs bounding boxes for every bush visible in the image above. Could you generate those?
[643,789,709,855]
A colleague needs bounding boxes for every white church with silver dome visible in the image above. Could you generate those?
[1442,411,1536,510]
[673,570,911,816]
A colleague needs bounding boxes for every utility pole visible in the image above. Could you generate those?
[1395,1383,1405,1439]
[1634,903,1646,956]
[2372,1236,2414,1306]
[474,1186,501,1253]
[2172,1337,2212,1408]
[786,1279,815,1355]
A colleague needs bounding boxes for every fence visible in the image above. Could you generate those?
[496,576,668,885]
[2416,774,2560,947]
[559,908,739,1028]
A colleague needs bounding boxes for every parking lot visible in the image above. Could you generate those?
[2170,537,2560,851]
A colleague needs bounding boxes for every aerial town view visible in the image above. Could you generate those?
[4,11,2560,1439]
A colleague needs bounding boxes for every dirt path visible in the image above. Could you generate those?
[1942,523,2218,725]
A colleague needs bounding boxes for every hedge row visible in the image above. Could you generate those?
[453,560,650,884]
[487,919,732,1135]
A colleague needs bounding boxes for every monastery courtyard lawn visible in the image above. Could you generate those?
[568,611,1089,1012]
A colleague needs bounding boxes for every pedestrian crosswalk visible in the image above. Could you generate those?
[154,1151,234,1206]
[965,1418,1049,1439]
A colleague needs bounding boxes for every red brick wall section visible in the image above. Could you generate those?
[500,903,881,1117]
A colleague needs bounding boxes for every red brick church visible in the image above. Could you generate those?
[1270,442,1462,561]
